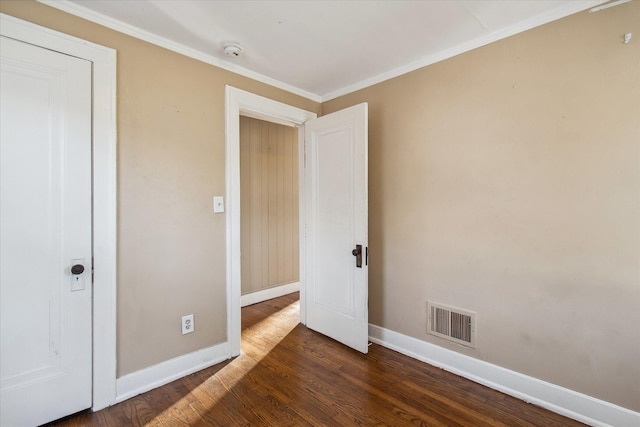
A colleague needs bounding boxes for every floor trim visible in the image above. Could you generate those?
[369,324,639,427]
[115,342,230,403]
[241,282,300,307]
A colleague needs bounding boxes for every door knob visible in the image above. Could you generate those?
[71,264,85,275]
[352,244,362,268]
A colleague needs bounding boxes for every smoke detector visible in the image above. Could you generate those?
[223,44,243,58]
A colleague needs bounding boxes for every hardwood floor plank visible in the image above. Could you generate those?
[326,345,500,427]
[253,351,391,426]
[238,343,351,425]
[249,335,423,426]
[180,369,252,426]
[272,327,461,426]
[48,292,586,427]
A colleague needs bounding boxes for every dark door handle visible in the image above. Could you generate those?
[71,264,85,275]
[352,244,362,268]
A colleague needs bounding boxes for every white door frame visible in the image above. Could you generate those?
[225,86,316,356]
[0,14,118,410]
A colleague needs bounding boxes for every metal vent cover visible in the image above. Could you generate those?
[427,302,476,348]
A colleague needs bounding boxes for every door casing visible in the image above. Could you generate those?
[225,86,316,356]
[0,14,118,410]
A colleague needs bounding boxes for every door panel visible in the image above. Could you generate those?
[0,36,92,426]
[304,103,368,353]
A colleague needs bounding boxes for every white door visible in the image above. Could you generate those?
[304,103,368,353]
[0,36,92,426]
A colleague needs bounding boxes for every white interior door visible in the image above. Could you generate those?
[304,103,368,353]
[0,36,92,426]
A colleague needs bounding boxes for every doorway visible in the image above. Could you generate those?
[238,115,302,353]
[225,86,317,357]
[239,116,301,307]
[226,86,369,357]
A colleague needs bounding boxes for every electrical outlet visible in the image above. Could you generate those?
[181,314,194,335]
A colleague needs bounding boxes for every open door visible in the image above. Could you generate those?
[304,103,368,353]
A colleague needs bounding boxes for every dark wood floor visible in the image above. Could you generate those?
[48,292,585,426]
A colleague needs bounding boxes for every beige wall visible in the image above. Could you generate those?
[0,0,320,377]
[2,0,638,412]
[240,117,299,295]
[324,2,640,411]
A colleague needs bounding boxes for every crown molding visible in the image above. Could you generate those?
[320,0,607,102]
[37,0,607,104]
[36,0,322,103]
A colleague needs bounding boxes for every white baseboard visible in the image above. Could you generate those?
[115,342,230,403]
[113,284,299,405]
[241,282,300,307]
[369,324,639,427]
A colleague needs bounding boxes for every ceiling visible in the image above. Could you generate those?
[41,0,607,102]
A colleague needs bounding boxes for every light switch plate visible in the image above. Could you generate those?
[213,196,224,213]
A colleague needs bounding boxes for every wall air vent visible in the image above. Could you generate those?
[427,301,476,348]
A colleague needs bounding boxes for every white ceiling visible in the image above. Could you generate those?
[41,0,606,102]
